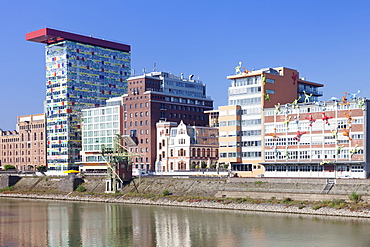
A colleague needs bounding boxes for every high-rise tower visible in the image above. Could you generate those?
[26,28,131,172]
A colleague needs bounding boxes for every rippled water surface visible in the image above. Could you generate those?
[1,198,370,246]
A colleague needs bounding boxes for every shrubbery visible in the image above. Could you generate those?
[75,185,86,192]
[3,165,15,170]
[349,192,362,203]
[162,189,170,196]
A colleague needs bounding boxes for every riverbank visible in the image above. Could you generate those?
[1,191,370,219]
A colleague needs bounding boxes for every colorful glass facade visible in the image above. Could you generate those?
[44,40,130,171]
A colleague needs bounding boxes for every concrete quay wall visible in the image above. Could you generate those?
[3,176,370,200]
[226,177,370,195]
[214,191,370,203]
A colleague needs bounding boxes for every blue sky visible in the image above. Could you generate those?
[1,0,370,130]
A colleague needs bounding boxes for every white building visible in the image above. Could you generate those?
[155,121,219,172]
[79,97,122,173]
[262,99,368,178]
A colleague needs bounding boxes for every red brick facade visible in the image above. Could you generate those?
[122,75,213,171]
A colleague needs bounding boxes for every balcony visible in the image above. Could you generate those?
[298,87,323,97]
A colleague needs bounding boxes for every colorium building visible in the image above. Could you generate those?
[26,28,131,172]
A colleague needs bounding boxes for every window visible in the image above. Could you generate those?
[300,166,310,172]
[219,121,226,127]
[219,132,227,137]
[228,120,240,126]
[220,152,227,158]
[228,141,237,147]
[276,165,286,172]
[265,166,275,171]
[312,166,322,172]
[288,166,298,172]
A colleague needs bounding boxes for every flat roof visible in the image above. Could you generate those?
[26,28,130,52]
[227,67,324,87]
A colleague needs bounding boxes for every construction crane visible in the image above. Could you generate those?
[100,134,140,193]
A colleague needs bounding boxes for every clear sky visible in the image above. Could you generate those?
[1,0,370,130]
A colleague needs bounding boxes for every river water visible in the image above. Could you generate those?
[1,198,370,247]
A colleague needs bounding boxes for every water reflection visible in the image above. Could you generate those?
[1,198,370,246]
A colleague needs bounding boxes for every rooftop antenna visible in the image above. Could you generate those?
[154,63,157,71]
[142,68,146,74]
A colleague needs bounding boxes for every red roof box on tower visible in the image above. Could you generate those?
[26,28,130,52]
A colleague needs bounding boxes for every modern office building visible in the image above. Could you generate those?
[262,98,369,178]
[0,114,46,171]
[123,71,213,172]
[207,66,324,177]
[79,97,122,173]
[155,121,219,172]
[26,28,131,171]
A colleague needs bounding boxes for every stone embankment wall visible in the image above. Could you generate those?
[3,176,370,202]
[227,177,370,194]
[11,176,107,193]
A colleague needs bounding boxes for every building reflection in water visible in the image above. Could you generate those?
[2,198,370,246]
[0,199,48,247]
[0,200,268,246]
[154,209,191,246]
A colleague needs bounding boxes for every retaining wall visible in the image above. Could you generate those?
[214,191,370,202]
[4,176,370,199]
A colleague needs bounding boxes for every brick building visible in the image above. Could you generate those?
[123,72,213,172]
[0,114,46,170]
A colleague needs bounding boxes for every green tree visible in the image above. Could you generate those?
[3,165,15,170]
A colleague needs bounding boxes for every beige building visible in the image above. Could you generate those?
[0,114,46,171]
